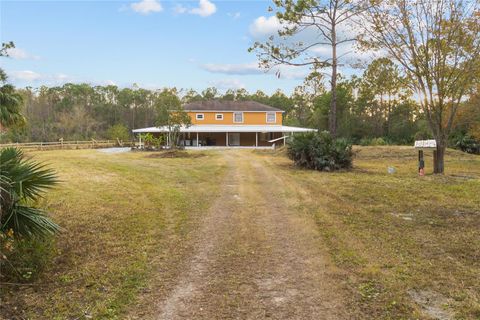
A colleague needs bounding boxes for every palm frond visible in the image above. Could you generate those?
[0,147,59,238]
[1,205,60,238]
[0,147,58,201]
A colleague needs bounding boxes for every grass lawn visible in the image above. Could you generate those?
[1,149,227,319]
[1,146,479,319]
[258,146,480,319]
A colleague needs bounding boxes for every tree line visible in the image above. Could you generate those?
[2,57,478,151]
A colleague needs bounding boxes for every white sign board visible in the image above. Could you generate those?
[414,139,437,148]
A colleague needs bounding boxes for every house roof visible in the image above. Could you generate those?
[132,125,316,133]
[183,100,284,112]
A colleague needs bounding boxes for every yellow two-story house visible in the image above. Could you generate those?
[133,100,314,147]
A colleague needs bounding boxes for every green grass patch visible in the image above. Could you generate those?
[265,146,480,319]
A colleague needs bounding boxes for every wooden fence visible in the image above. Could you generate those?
[0,140,130,151]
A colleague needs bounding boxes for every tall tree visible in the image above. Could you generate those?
[250,0,365,137]
[0,43,24,130]
[360,58,407,136]
[362,0,480,173]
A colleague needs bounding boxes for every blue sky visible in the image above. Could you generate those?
[0,0,365,94]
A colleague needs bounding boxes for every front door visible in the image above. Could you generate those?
[228,133,240,146]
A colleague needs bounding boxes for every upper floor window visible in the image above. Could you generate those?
[266,112,276,123]
[233,112,243,123]
[215,113,224,120]
[196,113,204,120]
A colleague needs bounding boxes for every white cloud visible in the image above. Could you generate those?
[311,45,383,64]
[8,71,123,87]
[9,70,73,84]
[249,13,383,67]
[130,0,163,15]
[273,65,309,79]
[202,62,261,75]
[172,0,216,17]
[189,0,216,17]
[209,79,245,90]
[249,16,282,38]
[201,62,308,80]
[10,70,42,81]
[53,73,71,82]
[5,48,40,60]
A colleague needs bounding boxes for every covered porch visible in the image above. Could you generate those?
[180,131,284,147]
[132,125,316,149]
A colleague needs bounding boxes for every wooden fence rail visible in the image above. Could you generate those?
[0,140,131,151]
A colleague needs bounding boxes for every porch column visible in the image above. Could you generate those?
[139,134,142,149]
[226,132,229,146]
[255,132,258,147]
[196,132,199,147]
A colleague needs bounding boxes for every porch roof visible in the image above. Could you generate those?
[132,125,316,134]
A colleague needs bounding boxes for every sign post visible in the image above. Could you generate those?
[414,140,437,176]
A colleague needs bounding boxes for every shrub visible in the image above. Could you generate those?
[371,137,387,146]
[107,123,130,141]
[452,133,480,155]
[287,131,353,171]
[1,147,58,282]
[359,137,388,146]
[1,232,55,282]
[141,133,164,150]
[359,138,371,146]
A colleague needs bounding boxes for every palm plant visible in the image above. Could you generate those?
[0,42,58,238]
[0,147,59,237]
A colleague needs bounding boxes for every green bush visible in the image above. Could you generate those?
[287,131,353,171]
[359,137,372,146]
[0,147,58,283]
[1,234,55,282]
[141,133,164,149]
[371,137,387,146]
[107,124,130,141]
[359,137,388,146]
[452,133,480,154]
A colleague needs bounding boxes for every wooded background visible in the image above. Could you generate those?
[3,63,478,152]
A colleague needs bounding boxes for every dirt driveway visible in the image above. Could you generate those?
[132,150,353,319]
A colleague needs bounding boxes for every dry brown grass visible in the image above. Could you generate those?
[0,149,227,319]
[258,146,480,319]
[1,146,478,319]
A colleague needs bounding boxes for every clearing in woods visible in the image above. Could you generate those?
[1,147,479,319]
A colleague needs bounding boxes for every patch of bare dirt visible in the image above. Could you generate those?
[131,151,354,319]
[408,289,455,320]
